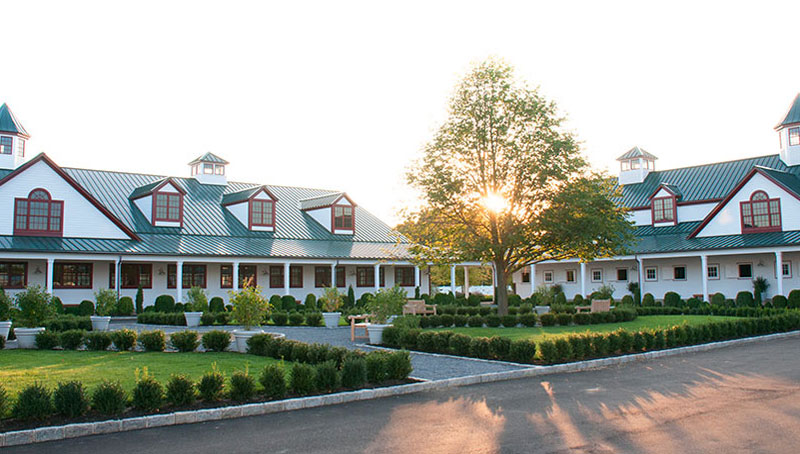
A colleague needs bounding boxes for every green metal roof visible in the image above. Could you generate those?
[188,152,229,165]
[299,192,347,210]
[617,146,657,161]
[0,103,29,137]
[632,222,800,254]
[778,93,800,128]
[220,186,275,205]
[129,177,172,199]
[0,234,409,260]
[619,154,799,207]
[757,166,800,198]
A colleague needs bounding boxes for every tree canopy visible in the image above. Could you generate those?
[401,58,633,315]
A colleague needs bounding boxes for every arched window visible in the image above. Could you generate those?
[741,190,781,233]
[14,189,64,236]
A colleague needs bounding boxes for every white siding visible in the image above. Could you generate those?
[134,195,152,221]
[307,207,332,231]
[0,160,130,239]
[696,173,800,237]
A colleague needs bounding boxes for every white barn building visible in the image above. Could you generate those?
[513,94,800,302]
[0,103,434,306]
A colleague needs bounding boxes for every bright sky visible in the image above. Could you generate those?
[2,1,799,226]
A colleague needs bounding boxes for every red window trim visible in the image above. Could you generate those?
[314,266,331,288]
[269,265,284,289]
[13,189,64,237]
[53,262,93,289]
[331,204,355,233]
[290,265,303,288]
[120,263,153,289]
[152,191,184,225]
[394,266,415,287]
[789,127,800,147]
[221,264,257,288]
[167,264,207,289]
[336,266,346,288]
[356,266,384,287]
[740,191,782,234]
[0,261,28,289]
[651,195,676,224]
[249,199,276,229]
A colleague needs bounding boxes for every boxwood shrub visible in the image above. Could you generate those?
[290,363,317,396]
[271,311,289,326]
[519,313,537,327]
[59,329,85,350]
[341,356,367,389]
[53,381,89,418]
[259,364,286,399]
[13,383,53,420]
[116,297,135,316]
[202,330,231,352]
[111,329,138,351]
[166,375,196,406]
[288,312,305,326]
[305,312,323,327]
[85,331,113,351]
[198,368,225,401]
[555,313,573,326]
[35,331,60,350]
[539,313,556,326]
[170,330,199,352]
[91,380,127,415]
[139,330,166,352]
[229,370,256,402]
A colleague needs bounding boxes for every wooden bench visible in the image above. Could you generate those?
[348,314,370,342]
[576,299,612,313]
[402,300,437,316]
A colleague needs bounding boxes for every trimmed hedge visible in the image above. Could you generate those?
[381,311,800,365]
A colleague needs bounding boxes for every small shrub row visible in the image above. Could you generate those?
[383,312,800,364]
[416,309,635,329]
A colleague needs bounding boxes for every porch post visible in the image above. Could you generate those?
[450,264,456,295]
[637,257,644,298]
[232,261,240,291]
[463,266,470,295]
[283,262,291,296]
[529,263,536,297]
[776,251,784,296]
[114,258,121,298]
[330,263,336,288]
[374,264,380,292]
[46,258,55,295]
[175,260,183,302]
[700,254,708,302]
[580,262,587,298]
[414,266,420,288]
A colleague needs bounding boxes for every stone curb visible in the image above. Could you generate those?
[1,329,798,448]
[358,343,540,369]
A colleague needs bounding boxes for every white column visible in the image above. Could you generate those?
[450,264,456,295]
[580,262,586,298]
[637,257,644,298]
[776,251,784,297]
[232,261,240,291]
[463,266,470,295]
[331,263,337,288]
[700,254,708,302]
[414,266,420,288]
[175,260,183,303]
[283,262,291,296]
[46,258,55,295]
[374,264,380,292]
[114,258,121,296]
[529,263,536,297]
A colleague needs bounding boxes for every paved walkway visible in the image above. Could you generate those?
[109,321,531,381]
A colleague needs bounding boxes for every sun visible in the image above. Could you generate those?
[482,192,508,213]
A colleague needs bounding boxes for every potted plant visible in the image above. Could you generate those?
[184,286,208,327]
[0,287,12,340]
[13,285,56,348]
[92,288,117,331]
[320,287,343,329]
[230,286,271,352]
[366,286,406,344]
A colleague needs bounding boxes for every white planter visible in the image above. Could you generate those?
[0,321,11,340]
[90,315,112,331]
[15,327,45,349]
[534,306,551,315]
[232,329,265,353]
[184,312,203,328]
[322,312,341,329]
[367,323,391,345]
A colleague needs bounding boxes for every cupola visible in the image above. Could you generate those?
[0,103,30,170]
[189,152,228,185]
[617,146,656,185]
[777,93,800,166]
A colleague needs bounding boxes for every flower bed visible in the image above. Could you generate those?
[381,311,800,365]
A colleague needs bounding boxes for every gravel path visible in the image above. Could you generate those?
[109,321,531,381]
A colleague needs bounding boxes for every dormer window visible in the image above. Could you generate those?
[333,205,354,231]
[14,188,63,237]
[790,127,800,146]
[0,136,11,154]
[154,191,182,223]
[741,190,781,233]
[652,196,675,223]
[250,199,275,228]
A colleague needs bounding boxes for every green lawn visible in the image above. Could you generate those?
[431,315,738,342]
[0,350,285,398]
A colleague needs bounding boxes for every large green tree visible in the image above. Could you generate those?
[402,59,633,315]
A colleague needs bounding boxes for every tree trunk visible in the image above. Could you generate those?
[495,260,509,316]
